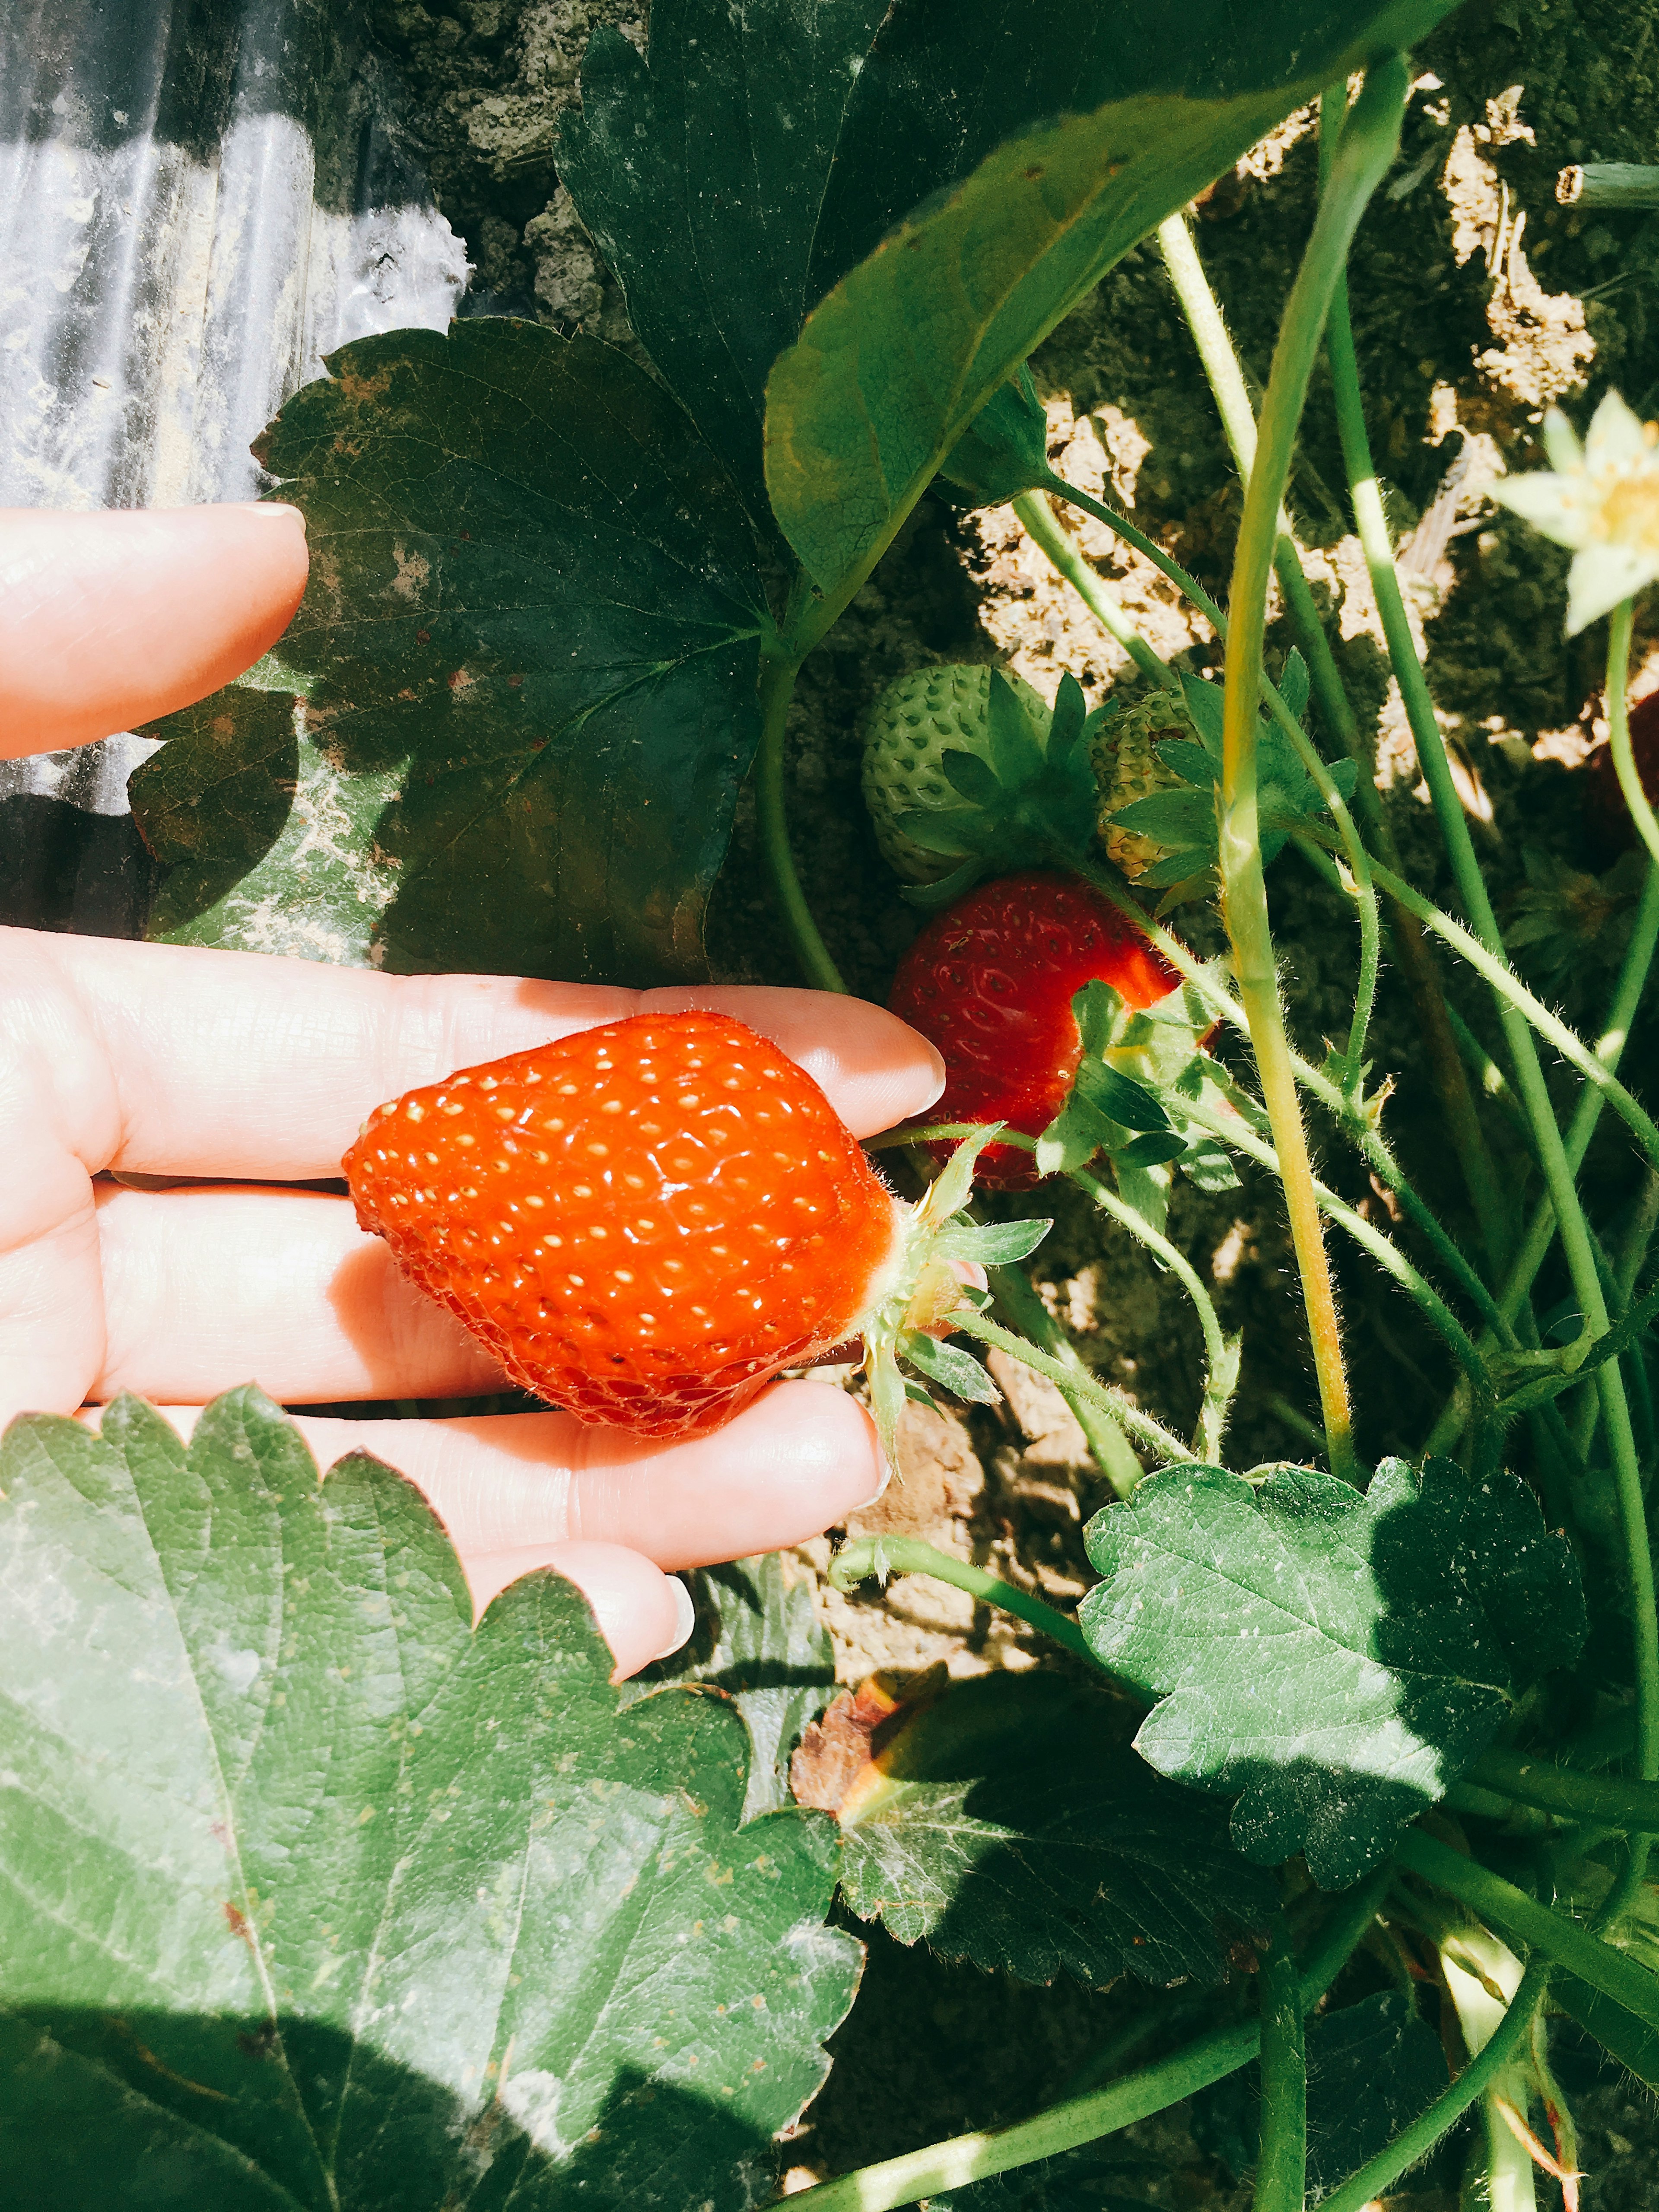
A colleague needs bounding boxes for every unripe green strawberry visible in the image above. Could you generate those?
[1090,691,1201,881]
[862,664,1049,884]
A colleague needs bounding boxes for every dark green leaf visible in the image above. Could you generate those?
[556,0,892,532]
[834,1673,1275,1986]
[942,749,1005,807]
[1177,1137,1244,1194]
[1081,1458,1587,1887]
[765,0,1457,595]
[1179,671,1226,749]
[1154,739,1220,790]
[1554,1975,1659,2091]
[1192,1992,1448,2199]
[137,322,769,985]
[903,1332,1002,1405]
[894,805,990,857]
[936,363,1055,507]
[1116,1131,1190,1168]
[0,1391,860,2206]
[1279,648,1311,726]
[1074,1058,1170,1134]
[629,1553,836,1821]
[986,670,1047,783]
[129,686,299,938]
[934,1217,1054,1267]
[1111,788,1218,845]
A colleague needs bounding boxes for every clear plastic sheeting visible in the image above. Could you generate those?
[0,0,469,933]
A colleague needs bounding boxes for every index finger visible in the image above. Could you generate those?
[8,931,944,1181]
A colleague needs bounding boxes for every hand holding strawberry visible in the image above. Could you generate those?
[0,506,947,1679]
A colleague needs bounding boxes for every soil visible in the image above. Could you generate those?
[362,1,1659,2199]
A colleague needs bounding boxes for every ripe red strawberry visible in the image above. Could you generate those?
[344,1010,1026,1445]
[887,870,1181,1190]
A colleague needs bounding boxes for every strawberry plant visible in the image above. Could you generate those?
[12,0,1659,2208]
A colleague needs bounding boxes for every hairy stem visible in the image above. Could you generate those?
[951,1306,1190,1464]
[982,1243,1145,1497]
[787,1865,1392,2212]
[1397,1831,1659,2028]
[1155,211,1363,774]
[828,1537,1095,1662]
[1214,57,1407,1484]
[1609,600,1659,868]
[1318,1958,1551,2212]
[1072,1163,1237,1461]
[1254,1919,1308,2212]
[1012,490,1178,689]
[1469,1748,1659,1833]
[756,648,846,993]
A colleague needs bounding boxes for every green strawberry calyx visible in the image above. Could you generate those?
[855,1128,1050,1470]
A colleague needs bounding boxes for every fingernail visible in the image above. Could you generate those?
[853,1445,893,1510]
[653,1575,696,1660]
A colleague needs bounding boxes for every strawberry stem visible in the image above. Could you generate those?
[756,645,847,994]
[827,1537,1095,1662]
[949,1306,1189,1465]
[1213,60,1411,1489]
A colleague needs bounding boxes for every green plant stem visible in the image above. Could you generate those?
[827,1537,1095,1662]
[1425,858,1659,1450]
[1361,852,1659,1172]
[982,1245,1144,1497]
[1012,490,1178,690]
[1172,125,1510,1264]
[788,1865,1392,2212]
[1214,57,1406,1486]
[1469,1748,1659,1832]
[1321,112,1620,1381]
[1397,1830,1659,2028]
[1072,1163,1237,1460]
[1609,600,1659,870]
[1496,1276,1659,1415]
[1317,1957,1551,2212]
[1253,1919,1307,2212]
[1154,211,1363,776]
[950,1305,1190,1464]
[892,1116,1494,1415]
[756,648,846,993]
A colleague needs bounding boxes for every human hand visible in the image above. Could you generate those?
[0,506,944,1677]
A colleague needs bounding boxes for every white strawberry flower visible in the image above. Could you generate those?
[1493,391,1659,636]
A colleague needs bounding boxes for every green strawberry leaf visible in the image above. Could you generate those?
[985,669,1048,782]
[556,0,892,535]
[942,749,1006,808]
[133,322,769,986]
[903,1331,1002,1405]
[1074,1057,1170,1134]
[934,1217,1055,1267]
[1279,648,1312,727]
[1192,1991,1448,2199]
[0,1390,860,2205]
[830,1672,1275,1986]
[1111,788,1219,846]
[1115,1131,1190,1168]
[764,0,1458,597]
[936,363,1055,508]
[1081,1457,1588,1887]
[628,1553,836,1821]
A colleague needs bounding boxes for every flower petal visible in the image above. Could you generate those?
[1492,470,1591,550]
[1584,389,1653,470]
[1541,407,1583,475]
[1565,542,1657,636]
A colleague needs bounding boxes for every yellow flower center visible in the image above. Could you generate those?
[1594,469,1659,559]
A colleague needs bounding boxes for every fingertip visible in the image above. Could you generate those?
[466,1537,692,1681]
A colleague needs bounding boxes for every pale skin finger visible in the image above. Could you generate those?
[143,1382,883,1570]
[1,928,942,1416]
[0,505,309,756]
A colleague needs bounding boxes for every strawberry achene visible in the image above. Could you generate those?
[888,870,1180,1189]
[344,1011,906,1438]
